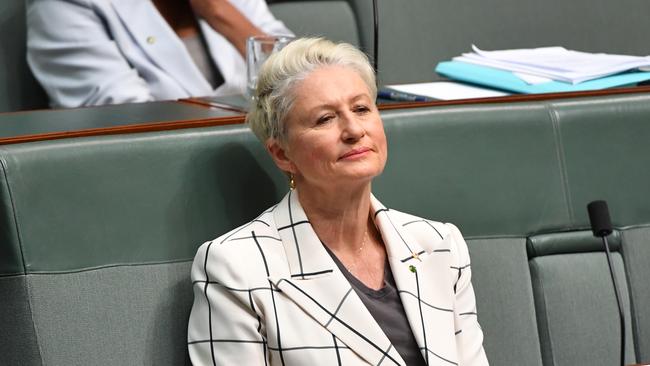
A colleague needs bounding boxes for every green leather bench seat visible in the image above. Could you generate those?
[2,93,650,365]
[528,231,636,366]
[554,95,650,363]
[0,125,287,365]
[269,1,361,47]
[376,94,650,365]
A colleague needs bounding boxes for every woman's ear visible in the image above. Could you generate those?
[266,138,296,174]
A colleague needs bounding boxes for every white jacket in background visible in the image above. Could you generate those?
[27,0,292,108]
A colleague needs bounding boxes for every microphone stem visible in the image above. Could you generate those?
[602,235,626,366]
[372,0,379,77]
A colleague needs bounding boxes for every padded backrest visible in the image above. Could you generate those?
[380,94,650,365]
[269,1,361,48]
[0,0,48,112]
[374,102,575,364]
[0,125,286,365]
[528,231,636,366]
[553,95,650,363]
[621,226,650,361]
[467,237,543,366]
[376,103,568,236]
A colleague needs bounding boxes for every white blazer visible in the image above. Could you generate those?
[188,190,488,366]
[26,0,292,108]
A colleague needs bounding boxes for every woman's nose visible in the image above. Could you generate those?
[340,113,365,142]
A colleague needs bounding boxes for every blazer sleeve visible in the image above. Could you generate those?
[447,223,490,366]
[188,240,269,366]
[26,0,153,108]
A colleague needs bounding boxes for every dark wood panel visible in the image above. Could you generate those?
[2,85,649,145]
[0,115,245,145]
[0,100,243,145]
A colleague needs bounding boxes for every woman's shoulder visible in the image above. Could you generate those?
[383,207,468,256]
[372,194,457,241]
[191,204,284,283]
[197,204,279,252]
[383,207,454,237]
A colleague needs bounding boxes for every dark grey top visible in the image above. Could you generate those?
[325,246,427,366]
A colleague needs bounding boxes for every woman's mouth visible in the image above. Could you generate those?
[339,147,371,160]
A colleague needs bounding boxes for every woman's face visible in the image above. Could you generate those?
[268,65,387,190]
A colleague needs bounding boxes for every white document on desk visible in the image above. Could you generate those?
[387,82,509,100]
[456,45,650,84]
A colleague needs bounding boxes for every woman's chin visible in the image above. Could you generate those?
[327,170,383,188]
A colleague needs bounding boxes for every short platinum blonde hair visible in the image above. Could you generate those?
[246,37,377,143]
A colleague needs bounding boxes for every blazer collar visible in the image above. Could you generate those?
[271,190,435,278]
[373,198,459,365]
[110,0,213,96]
[269,190,403,365]
[269,191,460,365]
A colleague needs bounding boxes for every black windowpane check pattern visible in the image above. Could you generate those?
[187,192,488,365]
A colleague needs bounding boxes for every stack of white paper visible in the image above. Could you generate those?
[454,45,650,84]
[387,82,509,100]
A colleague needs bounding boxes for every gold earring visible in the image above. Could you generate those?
[289,174,296,190]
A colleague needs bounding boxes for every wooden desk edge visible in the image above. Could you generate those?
[2,86,650,145]
[0,115,245,146]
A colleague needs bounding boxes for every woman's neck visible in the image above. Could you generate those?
[296,182,374,255]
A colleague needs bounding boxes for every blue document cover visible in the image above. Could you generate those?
[435,61,650,94]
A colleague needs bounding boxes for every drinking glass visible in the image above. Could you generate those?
[246,35,294,98]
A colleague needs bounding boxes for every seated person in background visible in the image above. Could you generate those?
[187,38,488,366]
[26,0,292,108]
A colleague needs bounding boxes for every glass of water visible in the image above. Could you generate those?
[246,35,294,99]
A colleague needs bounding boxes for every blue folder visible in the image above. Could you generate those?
[435,61,650,94]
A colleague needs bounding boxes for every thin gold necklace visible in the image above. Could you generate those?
[349,230,374,274]
[356,230,368,253]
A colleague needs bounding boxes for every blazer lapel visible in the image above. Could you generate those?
[372,196,459,365]
[199,20,247,96]
[110,0,212,96]
[268,191,405,366]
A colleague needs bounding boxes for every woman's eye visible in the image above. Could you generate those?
[316,114,334,125]
[353,105,371,114]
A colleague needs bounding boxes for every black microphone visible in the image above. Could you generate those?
[587,200,626,366]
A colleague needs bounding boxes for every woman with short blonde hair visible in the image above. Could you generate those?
[188,37,488,366]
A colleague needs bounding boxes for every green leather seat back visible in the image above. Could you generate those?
[373,93,650,365]
[376,103,570,366]
[621,227,650,361]
[377,103,568,236]
[0,0,48,112]
[0,126,286,365]
[1,104,553,366]
[0,127,284,274]
[528,231,636,366]
[554,95,650,362]
[269,1,361,48]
